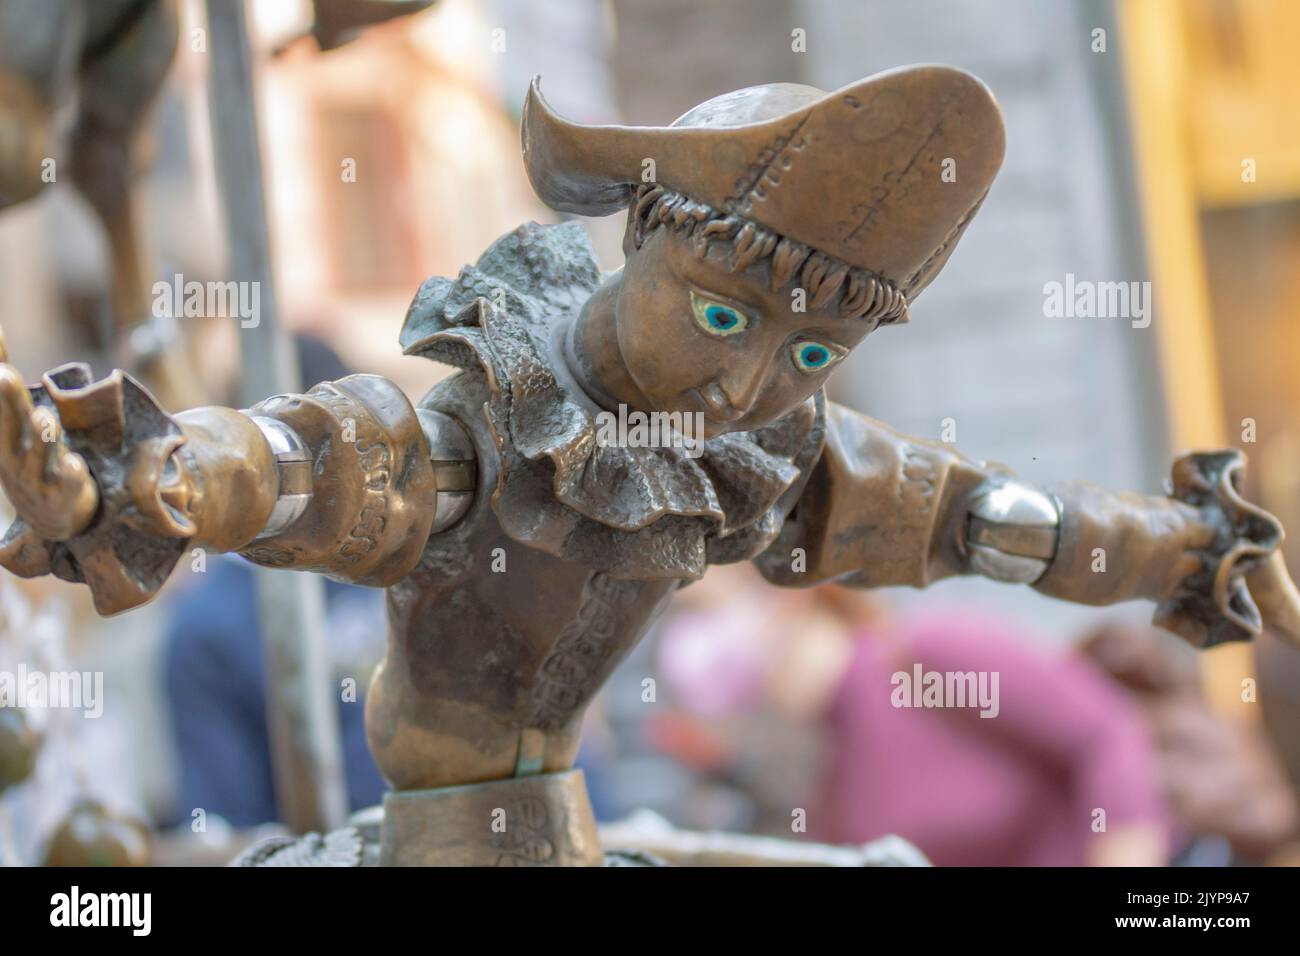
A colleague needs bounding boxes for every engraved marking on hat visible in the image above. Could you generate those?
[725,113,811,215]
[844,97,956,243]
[847,88,907,144]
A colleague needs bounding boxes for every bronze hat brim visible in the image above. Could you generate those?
[521,65,1006,297]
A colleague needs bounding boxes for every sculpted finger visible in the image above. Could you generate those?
[0,365,33,457]
[56,442,99,538]
[31,406,63,476]
[15,406,97,540]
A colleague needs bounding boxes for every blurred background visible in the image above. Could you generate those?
[1,0,1299,866]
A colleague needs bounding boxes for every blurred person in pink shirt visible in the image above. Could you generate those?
[657,566,1170,865]
[810,610,1169,866]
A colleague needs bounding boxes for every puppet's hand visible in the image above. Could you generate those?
[0,328,198,614]
[1153,450,1296,647]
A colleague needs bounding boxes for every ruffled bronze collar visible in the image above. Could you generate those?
[400,221,825,579]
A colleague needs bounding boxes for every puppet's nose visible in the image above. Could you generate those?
[698,383,742,420]
[703,368,763,420]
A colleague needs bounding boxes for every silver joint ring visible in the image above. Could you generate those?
[417,408,476,534]
[247,414,313,540]
[965,478,1061,584]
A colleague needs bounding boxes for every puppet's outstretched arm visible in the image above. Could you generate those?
[0,330,472,614]
[757,400,1300,649]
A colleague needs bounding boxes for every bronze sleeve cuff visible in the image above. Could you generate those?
[1032,482,1206,608]
[174,406,279,551]
[237,374,437,587]
[756,401,992,588]
[1037,451,1286,647]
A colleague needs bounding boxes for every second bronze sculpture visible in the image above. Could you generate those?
[1,64,1297,866]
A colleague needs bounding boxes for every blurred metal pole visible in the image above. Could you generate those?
[203,0,346,834]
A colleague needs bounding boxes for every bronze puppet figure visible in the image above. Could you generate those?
[0,0,434,402]
[1,65,1298,866]
[0,0,182,388]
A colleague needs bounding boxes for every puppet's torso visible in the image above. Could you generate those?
[367,222,824,788]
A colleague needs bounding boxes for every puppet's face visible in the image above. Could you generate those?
[614,227,874,437]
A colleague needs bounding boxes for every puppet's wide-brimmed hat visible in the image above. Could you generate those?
[522,64,1005,298]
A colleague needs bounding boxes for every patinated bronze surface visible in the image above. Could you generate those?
[306,0,436,51]
[43,801,151,867]
[1,65,1298,865]
[0,0,430,402]
[0,0,185,392]
[0,705,38,793]
[380,769,602,866]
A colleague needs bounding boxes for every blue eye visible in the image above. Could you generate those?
[707,306,739,330]
[792,340,845,373]
[691,291,748,337]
